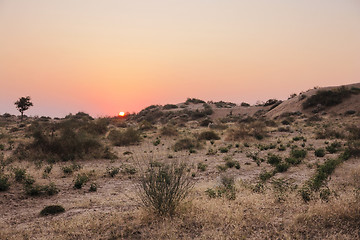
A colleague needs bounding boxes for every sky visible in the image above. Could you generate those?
[0,0,359,117]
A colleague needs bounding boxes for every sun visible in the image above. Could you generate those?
[119,112,125,117]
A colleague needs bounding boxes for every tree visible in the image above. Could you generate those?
[15,96,33,121]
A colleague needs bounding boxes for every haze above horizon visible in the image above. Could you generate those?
[1,0,359,117]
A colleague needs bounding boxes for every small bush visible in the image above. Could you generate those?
[160,125,178,136]
[89,182,97,192]
[0,174,10,191]
[163,104,178,110]
[198,130,220,141]
[173,138,201,151]
[40,205,65,216]
[74,173,89,189]
[107,167,120,177]
[138,161,193,216]
[275,162,290,173]
[260,170,274,182]
[267,154,282,166]
[14,168,27,182]
[315,148,326,157]
[108,127,141,146]
[290,149,307,160]
[326,141,341,154]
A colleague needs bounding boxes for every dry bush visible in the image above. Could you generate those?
[173,138,202,151]
[137,161,194,216]
[197,130,220,141]
[108,127,141,146]
[160,125,178,136]
[226,121,267,141]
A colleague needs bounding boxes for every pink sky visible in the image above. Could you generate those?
[1,0,359,117]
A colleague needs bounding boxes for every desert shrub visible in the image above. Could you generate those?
[218,146,229,153]
[346,140,360,158]
[347,125,360,140]
[40,205,65,216]
[163,104,178,110]
[209,123,228,130]
[290,148,307,160]
[108,127,140,146]
[107,167,120,177]
[199,119,212,127]
[74,173,89,189]
[241,102,250,107]
[138,120,154,131]
[81,118,109,135]
[138,161,193,216]
[197,162,207,172]
[302,86,356,109]
[185,98,205,104]
[226,121,267,141]
[160,125,178,136]
[89,182,97,192]
[285,157,301,165]
[25,182,59,196]
[198,130,220,141]
[315,127,344,139]
[62,163,81,175]
[30,127,105,161]
[173,138,201,151]
[275,162,290,173]
[315,148,326,157]
[14,167,27,182]
[213,101,236,108]
[278,144,286,151]
[267,153,282,166]
[259,170,274,182]
[0,174,10,191]
[299,186,312,202]
[326,141,342,153]
[310,158,341,191]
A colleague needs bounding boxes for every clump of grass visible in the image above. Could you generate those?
[108,127,141,146]
[226,121,267,141]
[137,161,193,216]
[62,163,81,175]
[40,205,65,216]
[25,182,59,196]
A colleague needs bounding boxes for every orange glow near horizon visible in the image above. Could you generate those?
[0,1,359,117]
[119,112,125,117]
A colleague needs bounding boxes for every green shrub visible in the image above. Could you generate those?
[326,141,342,154]
[315,148,326,157]
[198,130,220,141]
[310,158,341,191]
[89,182,97,192]
[107,167,120,177]
[275,162,290,173]
[25,182,58,196]
[260,170,274,182]
[40,205,65,216]
[108,127,141,146]
[138,162,193,216]
[267,154,282,166]
[62,163,81,175]
[285,157,301,165]
[74,173,89,189]
[290,148,307,160]
[302,86,356,109]
[218,147,229,153]
[0,174,10,191]
[14,167,27,182]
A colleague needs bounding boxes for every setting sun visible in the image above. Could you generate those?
[119,112,125,117]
